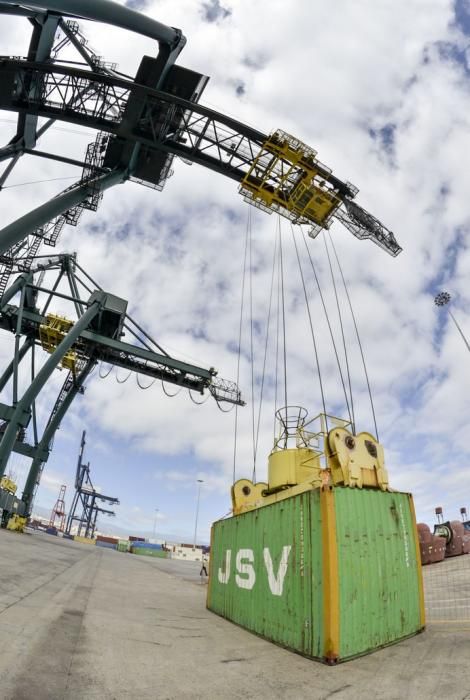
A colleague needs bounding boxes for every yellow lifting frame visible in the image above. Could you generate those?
[240,130,342,227]
[39,313,77,372]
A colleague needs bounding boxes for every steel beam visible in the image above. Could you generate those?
[0,0,185,47]
[21,358,95,515]
[0,299,100,478]
[0,168,126,256]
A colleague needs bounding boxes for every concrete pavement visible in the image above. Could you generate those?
[0,529,469,700]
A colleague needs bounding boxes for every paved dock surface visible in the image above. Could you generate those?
[1,529,469,700]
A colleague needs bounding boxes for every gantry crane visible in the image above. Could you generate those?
[0,0,401,295]
[0,253,242,527]
[65,430,118,539]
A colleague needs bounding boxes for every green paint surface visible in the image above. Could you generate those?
[208,490,323,657]
[131,548,168,557]
[335,488,423,660]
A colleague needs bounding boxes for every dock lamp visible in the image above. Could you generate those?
[434,291,470,353]
[193,479,204,549]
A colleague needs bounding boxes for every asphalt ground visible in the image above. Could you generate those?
[0,529,469,700]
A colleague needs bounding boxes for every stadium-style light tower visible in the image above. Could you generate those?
[434,291,470,353]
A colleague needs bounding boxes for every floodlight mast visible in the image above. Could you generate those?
[0,0,401,292]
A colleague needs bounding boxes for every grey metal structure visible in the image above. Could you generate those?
[65,430,118,539]
[0,0,401,297]
[0,253,243,519]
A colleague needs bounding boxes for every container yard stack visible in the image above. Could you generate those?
[130,542,168,558]
[207,408,425,664]
[96,535,118,550]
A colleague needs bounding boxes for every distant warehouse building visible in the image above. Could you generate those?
[170,543,206,561]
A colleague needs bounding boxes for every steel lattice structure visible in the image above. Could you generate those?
[0,0,401,299]
[0,253,243,519]
[65,430,118,539]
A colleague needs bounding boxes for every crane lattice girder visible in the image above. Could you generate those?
[0,58,401,256]
[0,302,242,404]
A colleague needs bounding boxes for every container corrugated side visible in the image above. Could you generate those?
[208,486,424,663]
[208,489,323,658]
[334,488,424,660]
[131,547,168,558]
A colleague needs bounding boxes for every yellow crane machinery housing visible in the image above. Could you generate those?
[39,314,77,371]
[240,130,348,233]
[232,412,389,515]
[0,475,16,494]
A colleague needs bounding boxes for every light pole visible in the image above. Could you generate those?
[435,291,470,353]
[193,479,203,549]
[153,508,159,542]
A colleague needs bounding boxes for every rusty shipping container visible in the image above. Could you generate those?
[207,486,424,663]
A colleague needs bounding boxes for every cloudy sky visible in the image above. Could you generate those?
[1,0,470,541]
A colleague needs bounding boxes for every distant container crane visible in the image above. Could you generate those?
[65,431,118,539]
[48,484,66,531]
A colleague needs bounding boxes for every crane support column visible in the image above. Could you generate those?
[0,337,34,393]
[22,359,95,516]
[0,169,126,257]
[0,301,101,478]
[0,271,32,312]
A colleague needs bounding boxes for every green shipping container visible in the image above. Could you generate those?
[207,486,424,663]
[132,547,168,558]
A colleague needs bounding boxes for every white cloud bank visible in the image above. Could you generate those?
[1,0,470,533]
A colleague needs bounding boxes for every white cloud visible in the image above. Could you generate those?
[2,0,470,536]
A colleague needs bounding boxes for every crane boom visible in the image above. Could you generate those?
[0,57,401,261]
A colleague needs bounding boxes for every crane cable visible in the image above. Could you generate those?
[279,218,289,434]
[248,212,256,481]
[300,228,353,428]
[136,375,156,390]
[273,223,281,443]
[232,210,250,484]
[115,369,132,384]
[290,224,327,418]
[99,363,113,379]
[161,379,181,397]
[322,231,355,434]
[328,231,379,440]
[253,232,278,477]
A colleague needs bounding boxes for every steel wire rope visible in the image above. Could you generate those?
[161,379,181,397]
[299,228,352,429]
[1,176,78,190]
[253,232,278,473]
[273,223,281,444]
[136,375,156,390]
[189,389,210,405]
[328,231,379,440]
[99,363,113,379]
[248,212,257,482]
[215,398,236,413]
[322,231,356,434]
[232,210,250,484]
[279,219,289,444]
[115,369,132,384]
[290,225,327,419]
